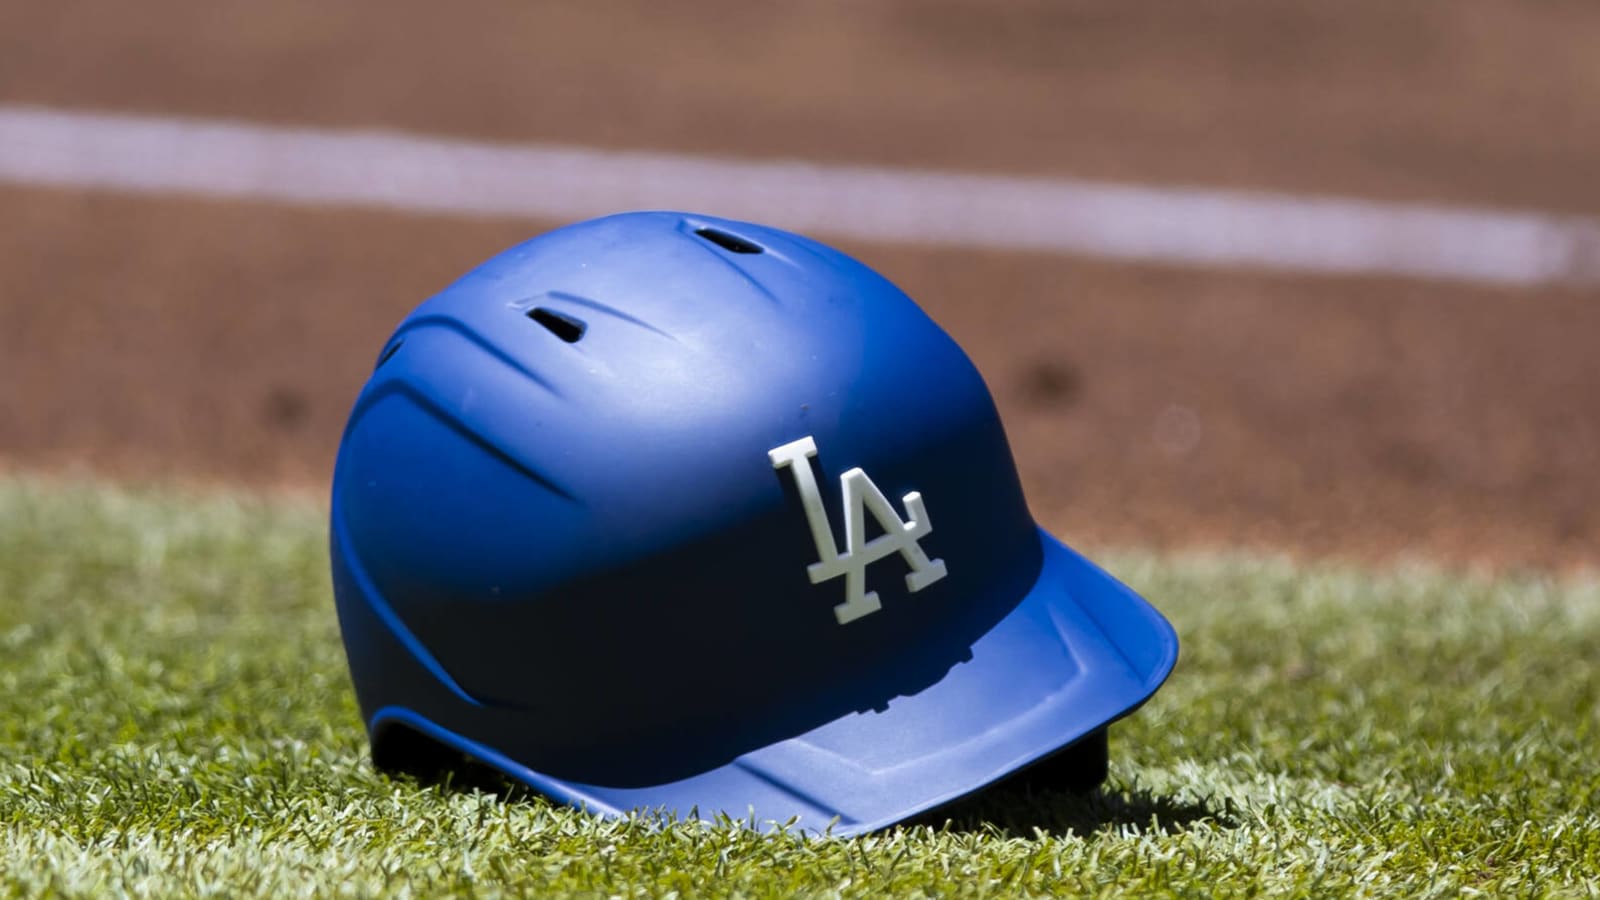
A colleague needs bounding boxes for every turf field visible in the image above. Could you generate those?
[1,480,1595,896]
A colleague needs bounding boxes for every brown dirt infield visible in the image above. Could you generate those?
[4,185,1596,569]
[2,1,1598,569]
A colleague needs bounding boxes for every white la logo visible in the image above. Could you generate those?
[769,436,948,624]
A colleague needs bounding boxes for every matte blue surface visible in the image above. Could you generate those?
[329,211,1179,834]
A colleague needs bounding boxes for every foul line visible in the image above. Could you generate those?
[2,104,1598,286]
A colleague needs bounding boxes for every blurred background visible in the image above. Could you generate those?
[1,0,1596,567]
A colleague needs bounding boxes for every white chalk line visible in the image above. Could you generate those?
[2,104,1598,286]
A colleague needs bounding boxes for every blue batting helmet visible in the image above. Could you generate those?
[329,211,1177,836]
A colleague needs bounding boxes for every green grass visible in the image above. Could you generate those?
[1,478,1597,897]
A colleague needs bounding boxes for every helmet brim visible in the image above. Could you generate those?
[371,527,1178,836]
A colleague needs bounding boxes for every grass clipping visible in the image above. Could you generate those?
[1,479,1596,897]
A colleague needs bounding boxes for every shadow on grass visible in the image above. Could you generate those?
[373,728,544,804]
[382,727,1232,840]
[903,733,1234,839]
[398,760,1232,841]
[903,782,1237,839]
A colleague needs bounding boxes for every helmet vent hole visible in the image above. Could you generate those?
[528,307,587,343]
[694,227,764,254]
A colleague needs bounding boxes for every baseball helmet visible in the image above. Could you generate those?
[329,211,1177,836]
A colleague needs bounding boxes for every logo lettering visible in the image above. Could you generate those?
[769,436,948,624]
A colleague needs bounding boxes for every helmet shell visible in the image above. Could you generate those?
[330,212,1176,832]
